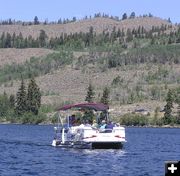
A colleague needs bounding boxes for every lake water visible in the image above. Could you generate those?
[0,124,179,176]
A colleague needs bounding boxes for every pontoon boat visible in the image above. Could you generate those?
[52,103,126,149]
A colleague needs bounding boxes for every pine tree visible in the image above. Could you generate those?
[39,30,48,47]
[5,33,12,48]
[163,89,174,124]
[168,17,171,23]
[34,16,40,25]
[0,92,10,117]
[89,26,94,45]
[15,77,27,115]
[130,12,136,19]
[9,94,15,108]
[85,83,95,103]
[12,32,16,47]
[27,77,41,115]
[0,32,6,48]
[150,37,155,45]
[100,87,110,105]
[126,28,133,42]
[148,13,153,17]
[122,13,127,20]
[174,89,180,124]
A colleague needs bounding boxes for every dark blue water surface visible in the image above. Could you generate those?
[0,124,179,176]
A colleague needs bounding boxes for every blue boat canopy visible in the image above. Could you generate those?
[57,102,109,111]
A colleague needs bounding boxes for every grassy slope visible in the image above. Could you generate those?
[0,48,55,67]
[0,56,179,115]
[0,17,179,117]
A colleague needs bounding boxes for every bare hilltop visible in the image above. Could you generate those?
[0,16,173,38]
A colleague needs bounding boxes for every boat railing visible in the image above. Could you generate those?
[81,126,115,133]
[99,128,113,133]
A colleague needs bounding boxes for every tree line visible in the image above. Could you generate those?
[85,83,110,105]
[84,83,180,126]
[162,89,180,125]
[0,77,42,124]
[0,12,157,26]
[114,88,180,126]
[0,22,177,50]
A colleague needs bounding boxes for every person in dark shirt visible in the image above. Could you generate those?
[105,121,114,133]
[66,114,76,126]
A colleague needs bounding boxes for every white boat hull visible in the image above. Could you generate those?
[52,126,126,149]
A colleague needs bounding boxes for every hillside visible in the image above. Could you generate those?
[0,48,55,67]
[0,17,174,38]
[0,16,179,121]
[0,51,179,114]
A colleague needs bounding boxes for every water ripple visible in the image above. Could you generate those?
[0,125,179,176]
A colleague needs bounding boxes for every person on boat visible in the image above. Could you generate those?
[66,115,75,126]
[70,114,76,126]
[105,121,114,133]
[92,120,98,129]
[115,123,120,127]
[79,119,85,127]
[74,129,83,142]
[99,120,107,132]
[85,120,91,127]
[73,118,81,126]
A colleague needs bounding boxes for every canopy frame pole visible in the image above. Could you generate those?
[106,111,109,122]
[67,111,70,128]
[62,128,65,144]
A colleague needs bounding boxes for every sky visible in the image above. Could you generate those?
[0,0,180,23]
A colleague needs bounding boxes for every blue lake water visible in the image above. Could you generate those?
[0,124,179,176]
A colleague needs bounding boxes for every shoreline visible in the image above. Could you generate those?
[0,120,53,125]
[123,125,180,128]
[0,121,180,128]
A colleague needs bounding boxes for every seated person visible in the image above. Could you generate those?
[85,120,91,127]
[67,114,76,126]
[73,118,81,126]
[105,121,114,133]
[92,120,98,129]
[115,122,120,127]
[99,120,107,132]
